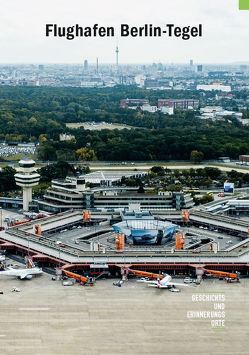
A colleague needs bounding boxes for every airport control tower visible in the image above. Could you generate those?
[15,159,40,211]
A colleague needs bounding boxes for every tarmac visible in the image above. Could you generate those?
[0,271,249,355]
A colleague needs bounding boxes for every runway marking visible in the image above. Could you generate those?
[19,307,50,311]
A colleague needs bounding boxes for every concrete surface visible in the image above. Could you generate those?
[0,272,248,355]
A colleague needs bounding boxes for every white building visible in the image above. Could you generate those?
[59,133,75,141]
[197,84,231,92]
[160,106,174,115]
[200,106,243,122]
[141,105,158,113]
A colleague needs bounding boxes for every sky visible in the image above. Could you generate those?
[0,0,248,64]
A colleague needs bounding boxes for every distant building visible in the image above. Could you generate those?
[197,84,231,92]
[120,98,149,108]
[160,106,174,115]
[83,59,88,71]
[200,106,243,122]
[59,133,75,141]
[158,99,199,110]
[197,64,203,72]
[239,155,249,165]
[141,104,158,113]
[218,157,230,163]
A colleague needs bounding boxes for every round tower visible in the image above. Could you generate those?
[14,159,40,211]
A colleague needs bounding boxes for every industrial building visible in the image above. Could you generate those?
[120,98,149,108]
[239,155,249,164]
[157,99,199,110]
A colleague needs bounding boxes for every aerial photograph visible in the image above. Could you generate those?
[0,0,249,354]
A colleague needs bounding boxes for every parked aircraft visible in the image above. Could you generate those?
[138,274,189,290]
[0,267,43,280]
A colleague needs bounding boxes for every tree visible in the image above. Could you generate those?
[150,166,165,176]
[190,150,204,163]
[38,161,75,182]
[0,167,17,192]
[76,147,97,161]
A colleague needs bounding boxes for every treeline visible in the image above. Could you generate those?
[37,120,249,161]
[0,86,249,161]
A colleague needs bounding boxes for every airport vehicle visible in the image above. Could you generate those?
[170,287,180,292]
[55,241,66,247]
[62,269,92,285]
[63,279,75,286]
[141,274,189,290]
[11,287,21,292]
[204,268,239,282]
[184,277,194,284]
[125,268,165,281]
[138,277,150,282]
[113,280,123,287]
[191,264,239,282]
[0,266,43,280]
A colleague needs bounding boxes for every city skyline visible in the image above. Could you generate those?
[0,0,248,64]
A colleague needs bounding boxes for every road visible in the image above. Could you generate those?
[2,159,249,173]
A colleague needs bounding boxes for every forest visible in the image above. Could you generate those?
[0,86,249,161]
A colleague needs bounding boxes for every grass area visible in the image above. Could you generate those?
[66,122,136,130]
[2,153,36,161]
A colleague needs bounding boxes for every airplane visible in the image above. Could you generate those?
[0,266,43,280]
[138,274,189,290]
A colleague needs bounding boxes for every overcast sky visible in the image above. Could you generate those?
[0,0,248,64]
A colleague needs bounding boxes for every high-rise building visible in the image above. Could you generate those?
[14,159,40,211]
[197,64,203,72]
[83,59,88,71]
[190,59,193,67]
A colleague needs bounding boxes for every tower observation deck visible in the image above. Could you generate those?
[14,159,40,211]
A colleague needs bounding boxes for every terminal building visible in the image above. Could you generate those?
[37,173,194,213]
[112,210,178,245]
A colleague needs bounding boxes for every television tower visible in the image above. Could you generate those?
[116,46,119,70]
[15,159,40,211]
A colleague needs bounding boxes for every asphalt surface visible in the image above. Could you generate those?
[0,269,248,355]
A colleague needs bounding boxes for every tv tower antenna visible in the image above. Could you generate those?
[116,45,119,70]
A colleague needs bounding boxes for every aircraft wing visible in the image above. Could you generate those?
[167,282,189,287]
[137,280,158,284]
[147,284,169,288]
[19,271,31,279]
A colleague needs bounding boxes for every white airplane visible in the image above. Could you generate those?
[138,274,189,290]
[0,266,43,280]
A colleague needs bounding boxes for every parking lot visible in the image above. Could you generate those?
[0,143,36,159]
